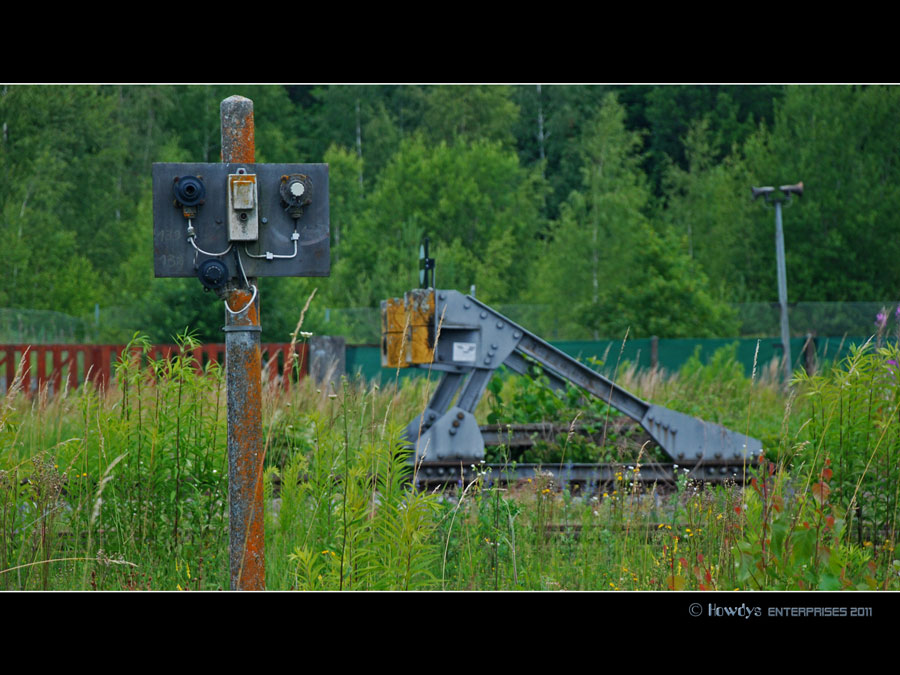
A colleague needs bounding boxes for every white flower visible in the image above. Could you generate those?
[300,331,313,338]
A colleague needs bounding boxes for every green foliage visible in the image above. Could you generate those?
[330,135,547,307]
[269,381,443,590]
[532,93,736,339]
[0,330,230,589]
[421,85,520,148]
[3,347,900,591]
[742,85,900,301]
[733,461,879,590]
[484,368,633,463]
[793,340,900,552]
[9,83,900,352]
[661,118,759,302]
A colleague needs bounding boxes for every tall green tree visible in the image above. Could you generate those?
[532,93,735,338]
[661,117,760,302]
[421,85,520,149]
[329,134,547,308]
[0,85,126,314]
[742,85,900,301]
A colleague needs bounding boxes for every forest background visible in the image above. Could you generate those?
[1,84,896,345]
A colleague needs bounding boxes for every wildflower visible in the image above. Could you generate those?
[876,311,887,329]
[300,331,313,338]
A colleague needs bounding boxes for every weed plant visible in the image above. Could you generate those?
[266,376,443,590]
[2,333,899,590]
[1,332,230,590]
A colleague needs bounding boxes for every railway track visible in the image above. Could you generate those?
[411,421,760,491]
[412,459,752,491]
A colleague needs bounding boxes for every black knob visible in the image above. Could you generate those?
[197,259,228,291]
[174,175,206,207]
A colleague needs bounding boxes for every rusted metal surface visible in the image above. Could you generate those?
[380,289,435,368]
[220,96,255,164]
[406,288,435,364]
[221,95,265,591]
[380,297,409,368]
[224,288,265,591]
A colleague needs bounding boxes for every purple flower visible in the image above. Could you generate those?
[876,312,887,328]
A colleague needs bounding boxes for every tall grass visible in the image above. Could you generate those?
[2,337,898,590]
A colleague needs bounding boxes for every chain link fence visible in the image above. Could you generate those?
[0,308,98,344]
[319,301,896,344]
[2,301,895,345]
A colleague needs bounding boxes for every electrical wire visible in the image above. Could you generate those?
[224,283,257,315]
[234,246,250,288]
[242,230,300,260]
[186,219,232,257]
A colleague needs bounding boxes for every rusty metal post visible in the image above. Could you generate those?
[221,95,265,590]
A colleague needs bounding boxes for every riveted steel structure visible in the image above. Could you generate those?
[153,95,329,590]
[383,289,763,464]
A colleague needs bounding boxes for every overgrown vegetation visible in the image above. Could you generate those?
[2,338,898,590]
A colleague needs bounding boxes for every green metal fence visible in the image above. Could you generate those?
[344,335,876,383]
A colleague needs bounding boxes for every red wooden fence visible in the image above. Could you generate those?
[0,343,309,395]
